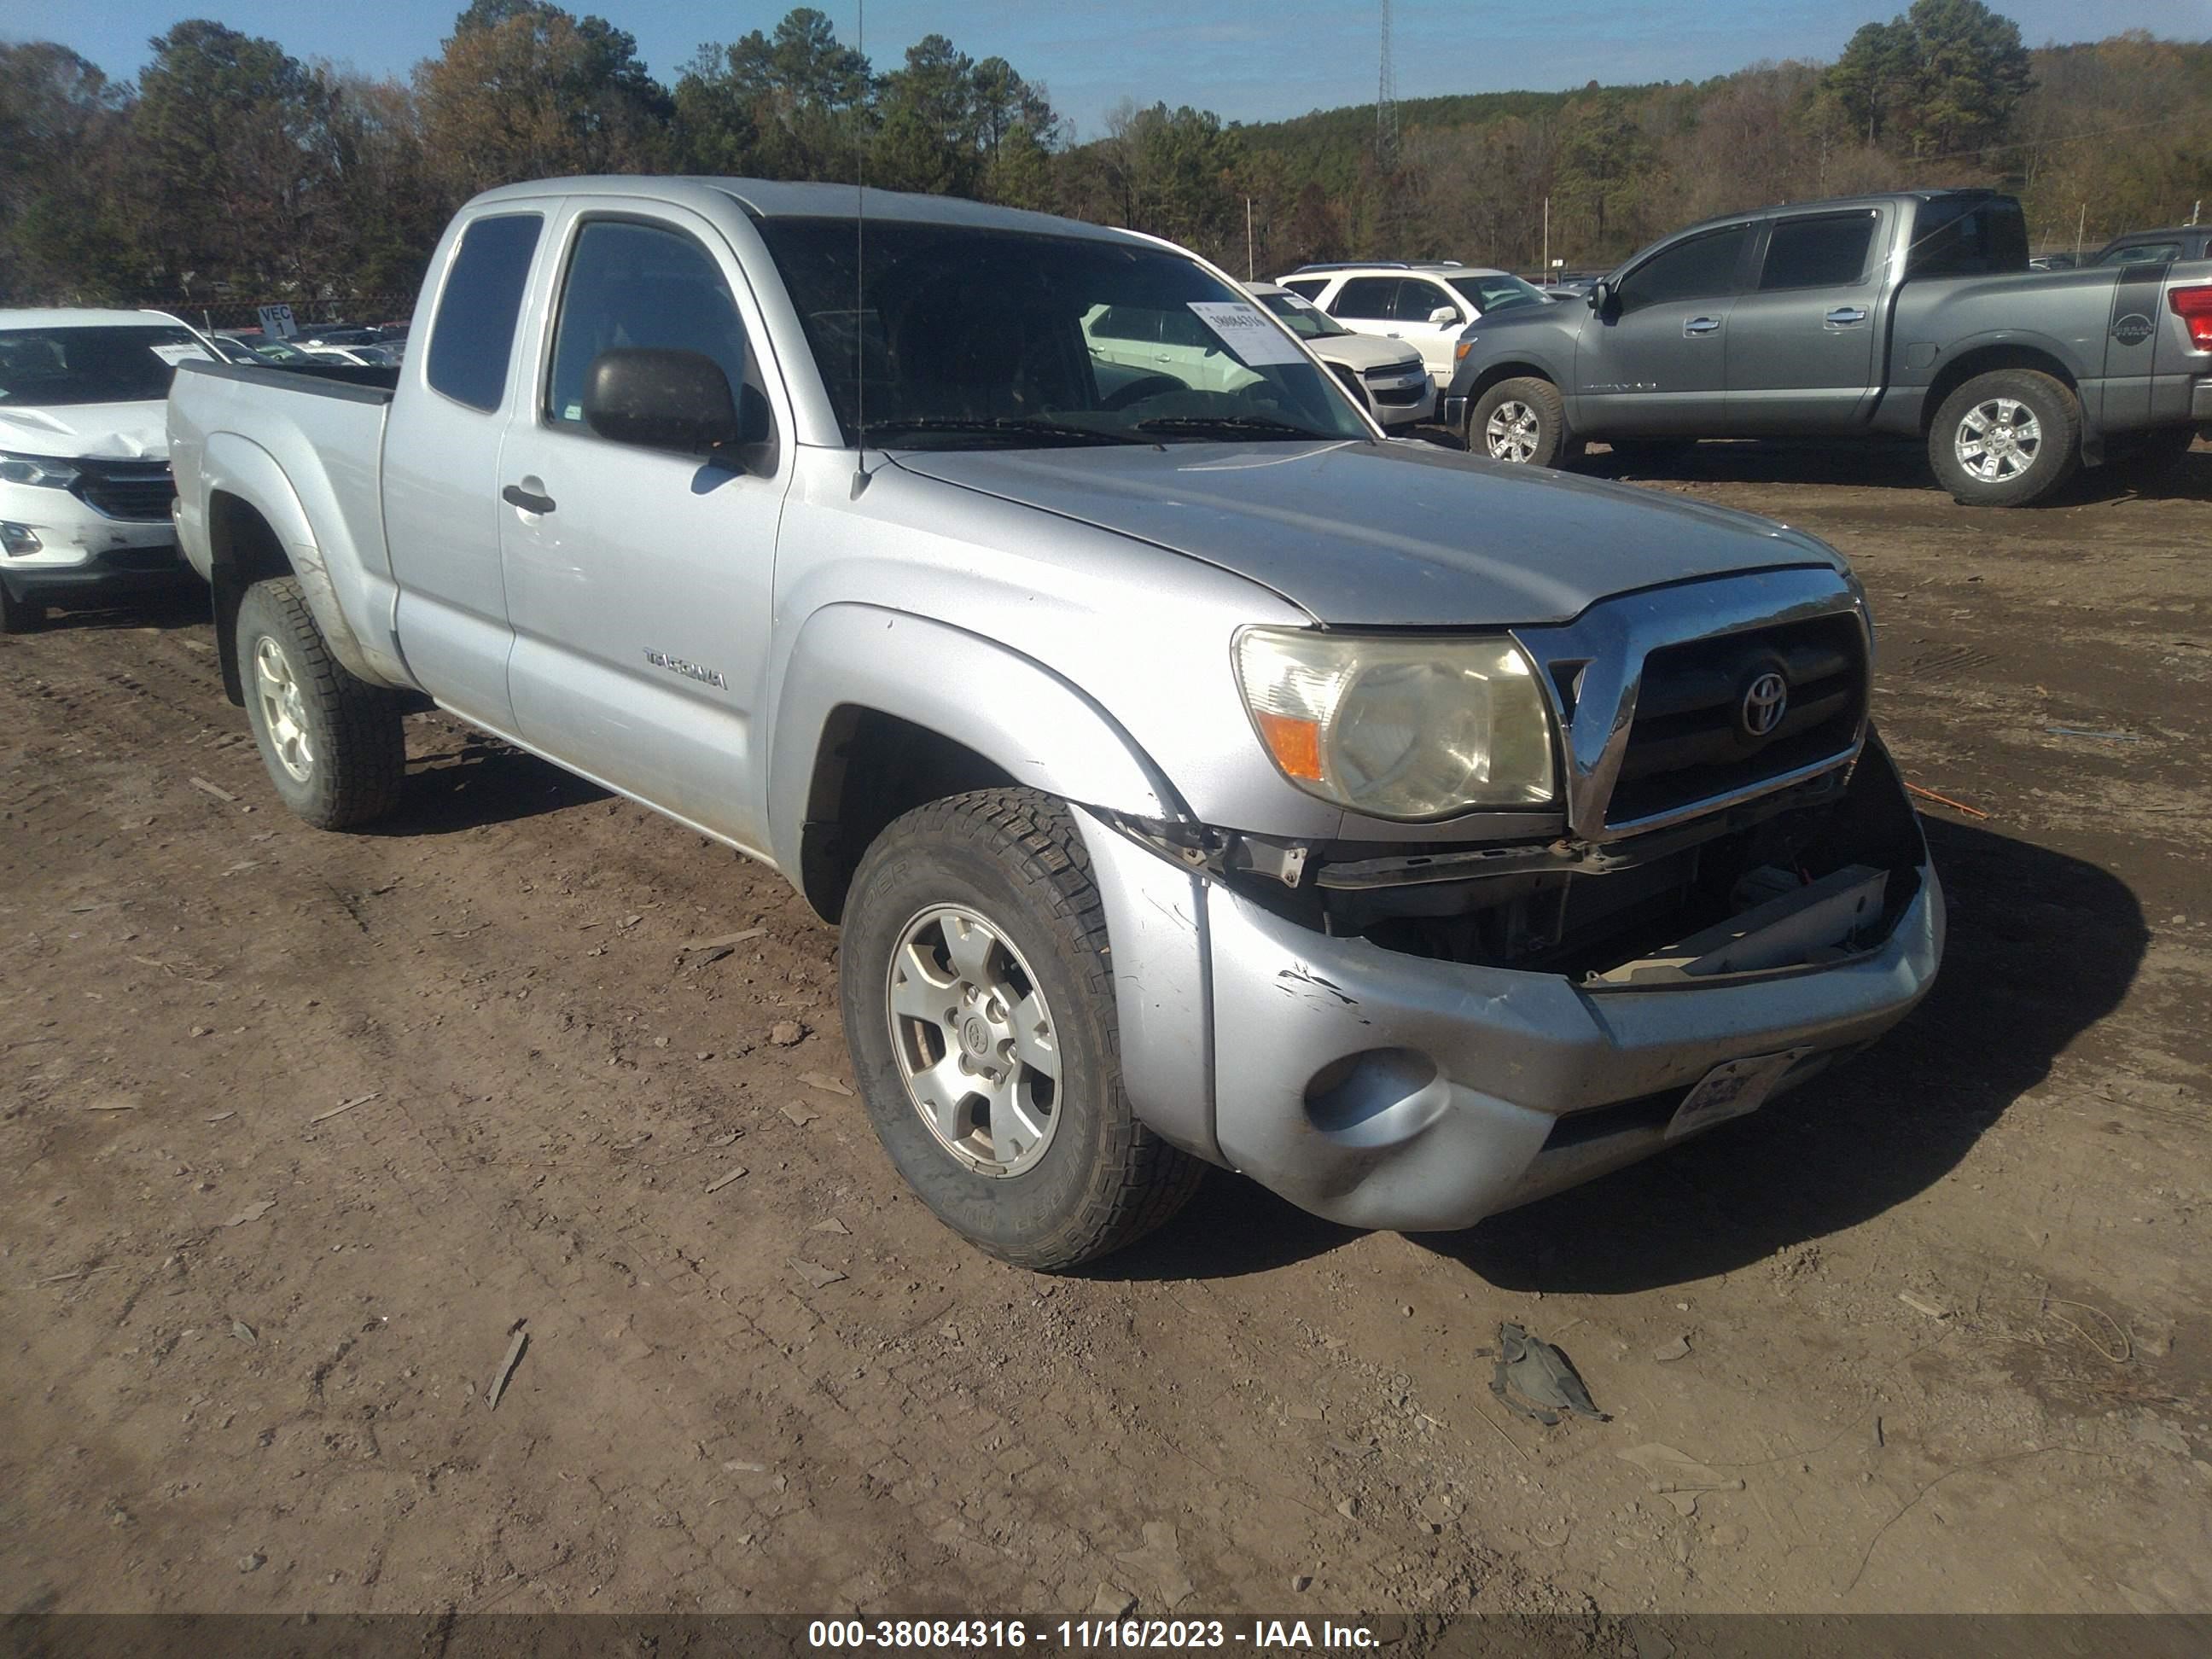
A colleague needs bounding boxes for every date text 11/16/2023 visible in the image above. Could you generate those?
[806,1618,1382,1650]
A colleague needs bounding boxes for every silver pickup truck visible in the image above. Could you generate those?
[168,178,1942,1268]
[1445,189,2212,507]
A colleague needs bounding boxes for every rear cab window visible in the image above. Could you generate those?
[1906,196,2028,278]
[426,212,544,411]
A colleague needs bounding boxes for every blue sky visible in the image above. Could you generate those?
[6,0,2208,137]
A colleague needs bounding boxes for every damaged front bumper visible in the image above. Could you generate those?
[1086,738,1943,1232]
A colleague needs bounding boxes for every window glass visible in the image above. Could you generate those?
[1400,281,1462,323]
[2097,242,2183,267]
[1906,197,2027,277]
[1616,227,1750,312]
[1448,272,1547,314]
[1256,291,1349,339]
[1330,277,1402,320]
[1086,305,1158,343]
[427,212,542,411]
[547,219,750,428]
[0,325,206,405]
[752,216,1368,447]
[1280,278,1329,300]
[1760,213,1877,290]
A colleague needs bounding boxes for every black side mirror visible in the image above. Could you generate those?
[583,347,743,462]
[1586,280,1612,314]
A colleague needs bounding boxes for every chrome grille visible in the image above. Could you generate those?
[1607,614,1867,827]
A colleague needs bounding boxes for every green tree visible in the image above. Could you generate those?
[0,43,142,300]
[133,20,341,292]
[416,1,670,201]
[1822,0,2032,157]
[676,8,871,180]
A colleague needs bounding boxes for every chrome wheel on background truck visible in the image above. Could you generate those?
[1929,369,2081,507]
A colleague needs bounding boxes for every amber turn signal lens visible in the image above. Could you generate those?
[1254,711,1324,782]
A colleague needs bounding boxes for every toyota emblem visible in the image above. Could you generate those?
[1739,671,1789,739]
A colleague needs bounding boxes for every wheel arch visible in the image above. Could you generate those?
[768,604,1186,924]
[1919,343,2082,440]
[199,434,392,702]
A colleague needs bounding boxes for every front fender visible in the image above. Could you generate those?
[200,432,400,690]
[765,602,1186,880]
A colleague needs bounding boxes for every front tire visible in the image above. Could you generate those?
[235,577,405,829]
[1929,370,2081,507]
[1469,376,1575,468]
[841,789,1204,1271]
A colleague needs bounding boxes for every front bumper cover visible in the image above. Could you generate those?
[1091,751,1943,1233]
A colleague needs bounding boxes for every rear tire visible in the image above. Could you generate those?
[1929,370,2080,507]
[841,788,1204,1271]
[0,584,45,635]
[1469,376,1575,468]
[235,577,405,829]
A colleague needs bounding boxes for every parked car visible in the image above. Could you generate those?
[1274,261,1551,393]
[1241,281,1432,427]
[303,344,399,368]
[1445,189,2212,506]
[2091,226,2212,267]
[2027,253,2076,271]
[0,308,207,631]
[170,177,1941,1268]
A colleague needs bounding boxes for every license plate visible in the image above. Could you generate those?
[1665,1049,1807,1140]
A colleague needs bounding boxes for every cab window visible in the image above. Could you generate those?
[1616,226,1751,313]
[546,219,750,429]
[426,212,543,412]
[1760,212,1878,290]
[1330,277,1401,320]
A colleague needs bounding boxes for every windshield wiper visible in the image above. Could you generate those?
[1131,415,1340,441]
[860,416,1149,447]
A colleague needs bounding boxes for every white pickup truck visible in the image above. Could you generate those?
[168,178,1941,1268]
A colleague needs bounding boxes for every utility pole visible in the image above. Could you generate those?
[1543,196,1550,283]
[1246,197,1255,281]
[2075,202,2086,259]
[2192,199,2203,228]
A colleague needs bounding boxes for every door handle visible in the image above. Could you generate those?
[1683,317,1720,336]
[1825,306,1868,325]
[502,484,556,515]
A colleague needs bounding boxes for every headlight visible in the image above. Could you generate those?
[0,453,79,489]
[1234,627,1557,819]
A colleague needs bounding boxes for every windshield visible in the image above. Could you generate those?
[753,217,1371,448]
[0,324,211,405]
[1254,290,1350,340]
[1448,273,1547,314]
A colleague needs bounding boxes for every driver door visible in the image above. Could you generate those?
[1575,223,1753,437]
[497,202,794,854]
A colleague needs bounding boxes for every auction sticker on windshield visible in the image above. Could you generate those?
[1187,301,1305,366]
[151,342,215,366]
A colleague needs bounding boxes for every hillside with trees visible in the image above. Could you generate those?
[1,0,2204,318]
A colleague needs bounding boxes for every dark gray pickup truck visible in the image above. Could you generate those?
[1443,189,2212,506]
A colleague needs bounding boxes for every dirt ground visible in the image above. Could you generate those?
[4,438,2209,1624]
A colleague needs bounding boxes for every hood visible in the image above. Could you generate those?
[890,439,1842,626]
[0,399,169,463]
[1306,332,1423,374]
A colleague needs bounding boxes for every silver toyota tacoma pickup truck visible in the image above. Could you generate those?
[168,178,1942,1268]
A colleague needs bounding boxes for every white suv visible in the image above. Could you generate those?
[0,308,212,631]
[1274,263,1551,393]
